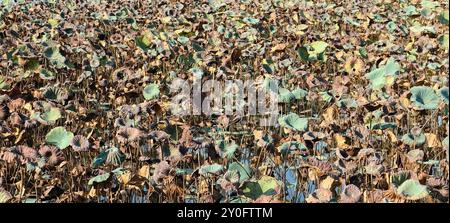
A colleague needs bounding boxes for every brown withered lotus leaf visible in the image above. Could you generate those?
[303,131,326,141]
[356,148,375,159]
[148,130,170,142]
[119,104,142,116]
[114,118,128,128]
[116,127,144,143]
[405,149,424,163]
[365,189,385,203]
[410,126,422,137]
[335,148,353,161]
[364,161,384,175]
[71,135,90,152]
[7,98,25,112]
[339,184,362,203]
[24,119,38,129]
[8,112,25,127]
[306,188,333,203]
[0,147,23,164]
[0,187,13,203]
[253,195,283,203]
[0,146,37,164]
[179,126,193,147]
[152,161,171,185]
[0,105,9,120]
[39,146,65,167]
[366,152,384,164]
[344,56,365,75]
[426,177,447,188]
[18,146,39,163]
[41,185,64,201]
[0,95,9,104]
[306,157,333,175]
[111,68,133,83]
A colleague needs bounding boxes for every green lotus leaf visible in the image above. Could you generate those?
[143,83,160,100]
[439,87,449,105]
[371,122,397,130]
[278,88,295,103]
[319,91,333,103]
[439,11,449,25]
[418,159,440,165]
[278,141,307,156]
[45,126,74,149]
[199,163,224,175]
[443,136,449,149]
[190,67,204,79]
[43,87,68,102]
[105,147,125,166]
[309,41,328,55]
[391,171,411,187]
[39,69,55,80]
[438,34,449,51]
[228,162,251,183]
[91,150,108,168]
[410,22,436,34]
[135,33,152,51]
[111,167,126,176]
[404,5,418,15]
[386,21,397,33]
[43,46,66,68]
[365,58,400,90]
[402,133,426,146]
[297,46,310,61]
[175,168,194,176]
[291,88,308,99]
[40,107,61,123]
[177,36,190,45]
[263,77,278,93]
[336,98,358,108]
[278,113,308,131]
[421,0,439,9]
[384,58,401,75]
[0,76,10,90]
[88,172,111,186]
[216,140,239,159]
[396,179,429,200]
[410,86,441,110]
[242,176,282,200]
[366,68,386,90]
[243,17,260,24]
[24,59,40,71]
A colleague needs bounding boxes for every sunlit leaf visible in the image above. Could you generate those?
[45,127,74,149]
